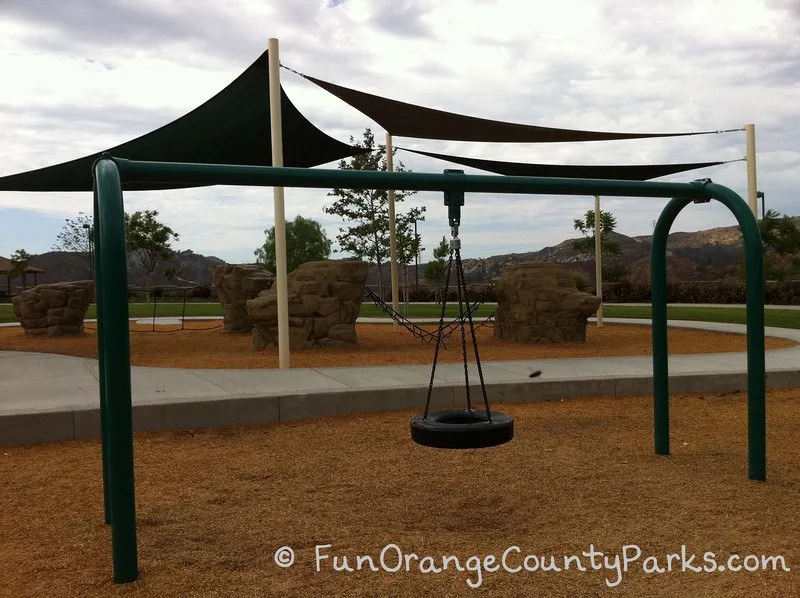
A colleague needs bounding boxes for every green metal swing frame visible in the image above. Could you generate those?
[92,157,766,584]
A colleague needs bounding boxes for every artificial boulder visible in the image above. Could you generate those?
[212,265,274,332]
[494,262,600,344]
[12,281,94,336]
[247,260,369,349]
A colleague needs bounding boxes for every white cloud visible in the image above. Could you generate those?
[1,0,799,262]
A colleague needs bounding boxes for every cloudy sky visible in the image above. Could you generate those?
[1,0,799,264]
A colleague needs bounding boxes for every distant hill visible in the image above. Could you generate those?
[26,249,226,288]
[359,223,752,293]
[7,222,760,292]
[453,223,747,285]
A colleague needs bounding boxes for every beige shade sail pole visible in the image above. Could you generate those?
[594,195,603,327]
[385,132,400,332]
[268,37,290,368]
[745,124,758,218]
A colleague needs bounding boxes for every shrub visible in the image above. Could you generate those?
[765,281,800,305]
[601,280,800,305]
[190,285,212,299]
[570,272,591,293]
[602,281,651,302]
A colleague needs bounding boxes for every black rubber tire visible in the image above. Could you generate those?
[410,409,514,449]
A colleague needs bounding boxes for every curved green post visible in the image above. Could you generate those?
[93,158,139,582]
[651,181,765,481]
[650,197,691,457]
[92,185,111,525]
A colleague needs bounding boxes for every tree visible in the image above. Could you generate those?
[52,211,94,275]
[8,249,33,276]
[572,209,621,256]
[395,206,426,303]
[8,249,35,290]
[572,209,622,283]
[163,265,183,281]
[601,261,630,283]
[254,215,333,273]
[423,236,450,302]
[323,128,423,296]
[756,209,800,280]
[759,210,800,254]
[124,210,179,303]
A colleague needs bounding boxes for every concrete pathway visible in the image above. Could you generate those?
[2,318,800,445]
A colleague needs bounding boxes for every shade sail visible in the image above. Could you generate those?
[400,147,729,181]
[302,72,735,143]
[0,52,365,192]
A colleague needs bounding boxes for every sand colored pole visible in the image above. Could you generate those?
[268,38,290,368]
[594,195,604,327]
[745,124,758,218]
[386,132,400,331]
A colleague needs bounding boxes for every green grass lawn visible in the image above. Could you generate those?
[601,305,800,329]
[1,301,799,328]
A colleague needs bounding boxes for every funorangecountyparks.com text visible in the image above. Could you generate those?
[278,543,793,589]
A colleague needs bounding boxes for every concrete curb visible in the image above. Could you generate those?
[2,318,800,445]
[4,367,800,446]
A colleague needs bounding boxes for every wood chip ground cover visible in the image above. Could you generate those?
[0,321,795,368]
[1,322,798,596]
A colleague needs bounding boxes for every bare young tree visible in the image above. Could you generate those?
[323,128,423,297]
[52,211,94,276]
[125,210,180,303]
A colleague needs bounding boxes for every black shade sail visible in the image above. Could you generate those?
[302,72,736,143]
[0,52,365,192]
[400,147,731,181]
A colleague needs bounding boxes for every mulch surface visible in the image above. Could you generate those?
[0,321,796,368]
[1,391,798,597]
[1,322,798,596]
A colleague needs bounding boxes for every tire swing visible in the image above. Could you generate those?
[410,171,514,449]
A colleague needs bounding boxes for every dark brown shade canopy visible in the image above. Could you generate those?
[0,52,365,192]
[400,147,730,181]
[303,73,734,143]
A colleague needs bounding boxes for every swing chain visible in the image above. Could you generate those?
[455,243,472,412]
[423,231,492,422]
[423,245,455,418]
[455,244,492,421]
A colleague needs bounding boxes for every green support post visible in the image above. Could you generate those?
[651,180,766,481]
[93,159,138,582]
[92,185,111,525]
[650,198,690,456]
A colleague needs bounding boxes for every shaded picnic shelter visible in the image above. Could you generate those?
[0,256,44,296]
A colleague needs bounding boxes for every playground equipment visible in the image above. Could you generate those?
[92,157,765,584]
[362,285,495,344]
[411,170,514,449]
[82,284,223,333]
